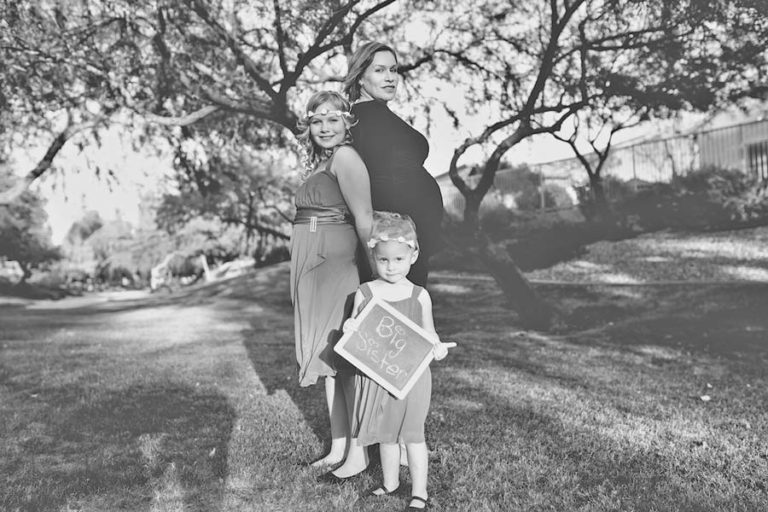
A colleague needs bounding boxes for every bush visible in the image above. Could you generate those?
[613,166,768,231]
[541,182,574,209]
[478,193,519,234]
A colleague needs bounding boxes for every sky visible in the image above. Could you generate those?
[17,128,173,245]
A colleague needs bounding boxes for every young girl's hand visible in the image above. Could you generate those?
[432,341,456,361]
[342,317,359,333]
[432,343,448,361]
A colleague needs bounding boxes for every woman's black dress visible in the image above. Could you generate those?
[350,100,444,286]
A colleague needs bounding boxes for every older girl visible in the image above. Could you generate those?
[291,90,372,468]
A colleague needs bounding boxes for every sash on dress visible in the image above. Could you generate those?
[294,206,352,232]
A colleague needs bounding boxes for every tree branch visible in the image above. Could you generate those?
[142,105,221,126]
[272,0,289,77]
[185,0,277,99]
[0,115,105,205]
[292,0,397,83]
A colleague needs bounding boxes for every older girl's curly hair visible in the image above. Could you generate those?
[296,90,356,173]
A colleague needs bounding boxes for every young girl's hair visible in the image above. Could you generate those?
[296,90,357,172]
[367,211,419,251]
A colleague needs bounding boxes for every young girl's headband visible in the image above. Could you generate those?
[306,108,352,121]
[367,234,417,250]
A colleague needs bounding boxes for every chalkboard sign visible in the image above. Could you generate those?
[334,296,435,400]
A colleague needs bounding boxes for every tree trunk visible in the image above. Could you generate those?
[462,192,482,232]
[18,263,32,284]
[586,173,610,221]
[591,174,607,206]
[475,233,555,330]
[447,229,556,330]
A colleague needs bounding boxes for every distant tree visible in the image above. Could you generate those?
[552,104,651,219]
[64,210,104,246]
[155,129,297,260]
[0,164,61,282]
[551,0,768,219]
[440,0,768,230]
[415,0,768,326]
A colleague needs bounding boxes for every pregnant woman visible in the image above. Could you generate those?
[345,41,444,287]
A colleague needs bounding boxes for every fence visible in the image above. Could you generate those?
[439,118,768,217]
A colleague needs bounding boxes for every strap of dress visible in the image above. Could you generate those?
[359,282,373,310]
[322,144,348,177]
[410,284,423,300]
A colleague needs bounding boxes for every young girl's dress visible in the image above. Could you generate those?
[290,153,359,387]
[352,282,432,446]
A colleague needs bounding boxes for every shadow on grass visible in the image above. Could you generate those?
[541,283,768,358]
[218,264,337,460]
[427,383,766,511]
[240,305,336,461]
[2,383,235,512]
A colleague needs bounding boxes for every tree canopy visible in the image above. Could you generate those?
[425,0,768,228]
[2,0,767,314]
[0,0,427,203]
[5,0,765,209]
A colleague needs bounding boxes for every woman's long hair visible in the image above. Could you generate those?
[296,90,356,174]
[343,41,398,102]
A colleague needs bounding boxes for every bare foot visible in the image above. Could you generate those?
[331,462,368,478]
[309,454,344,468]
[331,443,369,477]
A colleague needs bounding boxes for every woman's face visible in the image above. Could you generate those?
[308,101,348,150]
[359,51,398,102]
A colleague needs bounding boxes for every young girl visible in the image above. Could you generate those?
[342,211,454,511]
[290,90,372,468]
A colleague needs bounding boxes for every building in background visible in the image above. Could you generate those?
[437,104,768,217]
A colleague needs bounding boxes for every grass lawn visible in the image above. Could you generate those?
[1,232,767,511]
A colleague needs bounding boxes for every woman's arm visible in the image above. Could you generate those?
[333,145,374,262]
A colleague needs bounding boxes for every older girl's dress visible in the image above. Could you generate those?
[290,157,359,387]
[352,283,431,445]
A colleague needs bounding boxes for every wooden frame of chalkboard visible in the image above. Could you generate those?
[334,296,435,400]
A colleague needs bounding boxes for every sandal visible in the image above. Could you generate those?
[405,495,429,510]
